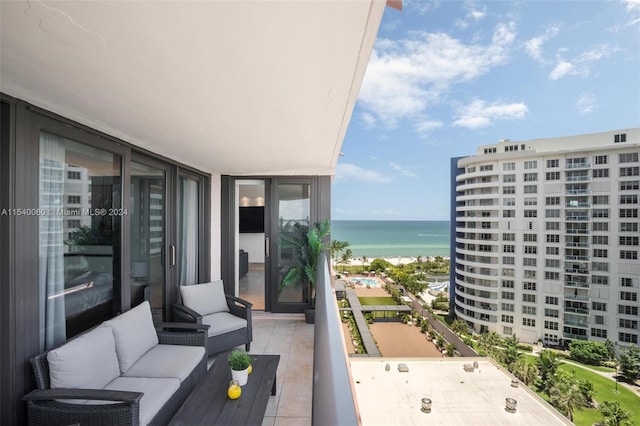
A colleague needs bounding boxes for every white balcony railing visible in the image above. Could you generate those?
[312,252,358,426]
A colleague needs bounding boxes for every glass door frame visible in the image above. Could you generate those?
[268,177,318,313]
[129,153,175,322]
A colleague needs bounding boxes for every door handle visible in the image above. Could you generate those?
[169,244,176,267]
[265,237,270,258]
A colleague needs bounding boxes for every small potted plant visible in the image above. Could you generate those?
[227,349,252,386]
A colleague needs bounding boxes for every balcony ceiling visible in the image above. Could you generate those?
[0,0,386,176]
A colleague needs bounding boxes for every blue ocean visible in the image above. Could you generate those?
[330,220,450,258]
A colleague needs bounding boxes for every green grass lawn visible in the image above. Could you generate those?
[358,297,397,305]
[558,363,640,426]
[521,354,639,425]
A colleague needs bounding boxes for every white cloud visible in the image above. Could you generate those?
[624,0,640,12]
[335,163,392,184]
[405,0,441,15]
[524,25,560,63]
[389,162,418,178]
[549,45,610,80]
[576,93,597,114]
[358,22,517,129]
[455,6,486,29]
[414,119,443,138]
[453,99,528,129]
[549,60,574,80]
[360,112,376,127]
[624,0,640,25]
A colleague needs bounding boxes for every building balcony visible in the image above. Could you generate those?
[564,307,589,315]
[565,176,591,182]
[564,293,589,301]
[564,229,590,235]
[563,319,589,328]
[564,268,590,275]
[564,255,590,262]
[563,332,588,340]
[565,202,591,208]
[565,162,591,169]
[564,280,590,289]
[565,241,590,248]
[565,215,589,221]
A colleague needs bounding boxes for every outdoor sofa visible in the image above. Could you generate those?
[173,280,253,356]
[23,301,209,426]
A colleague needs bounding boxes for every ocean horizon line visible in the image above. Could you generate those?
[330,220,451,258]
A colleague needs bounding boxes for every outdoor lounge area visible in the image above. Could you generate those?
[0,1,391,424]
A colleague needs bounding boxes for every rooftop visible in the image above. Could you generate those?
[350,357,571,426]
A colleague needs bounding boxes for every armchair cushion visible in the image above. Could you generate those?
[202,312,248,337]
[180,281,229,316]
[106,301,159,373]
[47,324,120,390]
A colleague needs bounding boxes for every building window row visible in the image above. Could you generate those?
[591,328,607,338]
[614,133,627,143]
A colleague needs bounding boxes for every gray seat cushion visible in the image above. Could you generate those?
[123,344,205,382]
[202,312,247,337]
[102,377,180,426]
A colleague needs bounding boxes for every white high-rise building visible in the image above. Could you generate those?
[451,128,639,350]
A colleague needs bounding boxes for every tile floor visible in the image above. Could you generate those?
[211,312,314,426]
[239,263,266,310]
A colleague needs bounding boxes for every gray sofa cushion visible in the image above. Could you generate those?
[106,301,159,373]
[180,281,229,316]
[123,344,205,382]
[103,377,180,426]
[47,324,120,390]
[202,312,247,337]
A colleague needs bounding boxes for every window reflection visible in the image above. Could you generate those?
[39,132,121,350]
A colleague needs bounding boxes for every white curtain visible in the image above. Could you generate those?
[179,178,199,285]
[39,132,66,350]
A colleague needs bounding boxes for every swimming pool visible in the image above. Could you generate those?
[350,277,381,287]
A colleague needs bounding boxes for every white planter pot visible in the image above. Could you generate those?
[231,367,249,386]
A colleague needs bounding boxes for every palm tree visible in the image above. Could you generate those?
[340,248,353,272]
[415,255,423,279]
[330,240,349,270]
[599,400,633,426]
[549,377,586,422]
[451,319,468,336]
[502,334,522,368]
[537,350,562,394]
[477,332,502,358]
[510,357,538,386]
[362,255,369,273]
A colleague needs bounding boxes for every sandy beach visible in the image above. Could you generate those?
[340,255,449,267]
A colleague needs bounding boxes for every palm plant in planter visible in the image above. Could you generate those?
[279,219,330,323]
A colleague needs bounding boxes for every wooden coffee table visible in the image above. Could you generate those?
[169,354,280,426]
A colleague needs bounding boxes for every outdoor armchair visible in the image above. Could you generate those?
[173,280,253,356]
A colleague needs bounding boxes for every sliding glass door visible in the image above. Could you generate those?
[270,179,314,313]
[130,160,167,322]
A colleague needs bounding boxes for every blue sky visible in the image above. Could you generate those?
[332,0,640,221]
